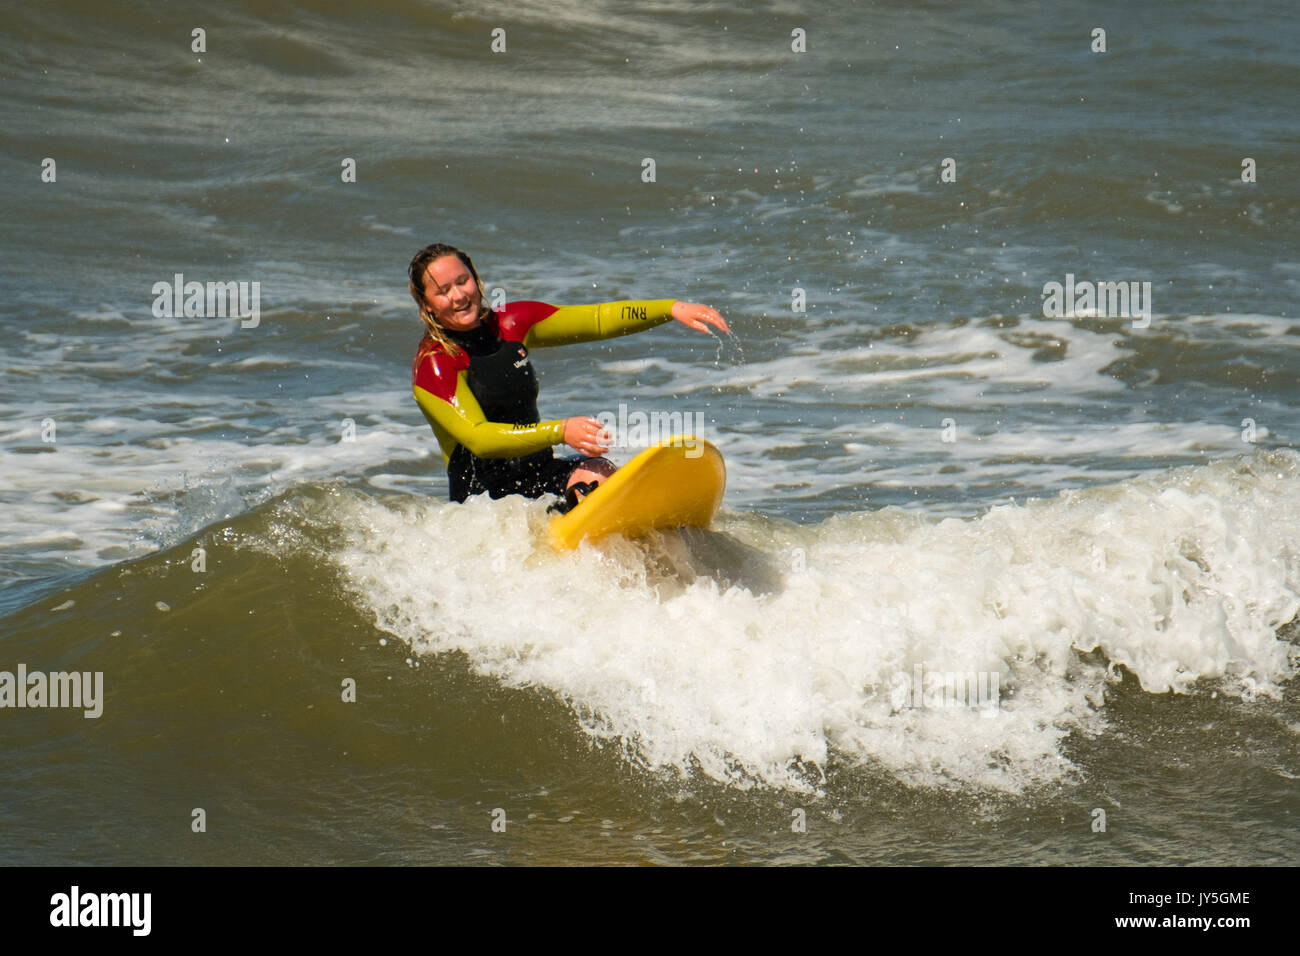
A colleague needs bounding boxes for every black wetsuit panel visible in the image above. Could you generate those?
[444,322,575,502]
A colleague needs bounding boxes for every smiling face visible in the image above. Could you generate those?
[420,254,484,332]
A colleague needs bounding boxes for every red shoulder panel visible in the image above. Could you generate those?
[494,301,558,343]
[412,335,469,403]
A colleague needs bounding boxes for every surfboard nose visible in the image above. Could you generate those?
[548,436,726,550]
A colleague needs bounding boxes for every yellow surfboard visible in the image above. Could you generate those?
[548,435,726,550]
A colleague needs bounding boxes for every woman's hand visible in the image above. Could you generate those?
[671,301,730,335]
[562,417,611,456]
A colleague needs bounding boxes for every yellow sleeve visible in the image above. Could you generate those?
[413,372,565,462]
[523,300,677,348]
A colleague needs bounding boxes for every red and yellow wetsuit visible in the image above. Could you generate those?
[412,299,676,501]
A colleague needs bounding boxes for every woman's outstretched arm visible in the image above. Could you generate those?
[498,300,728,348]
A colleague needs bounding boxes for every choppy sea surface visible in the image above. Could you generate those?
[1,0,1297,865]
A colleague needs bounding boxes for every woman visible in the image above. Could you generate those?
[409,243,729,504]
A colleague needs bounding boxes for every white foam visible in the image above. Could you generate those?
[0,389,434,567]
[4,301,1292,576]
[328,449,1300,794]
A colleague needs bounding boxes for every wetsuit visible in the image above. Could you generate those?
[412,299,676,501]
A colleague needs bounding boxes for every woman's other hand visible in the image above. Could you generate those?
[562,417,611,456]
[670,301,730,335]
